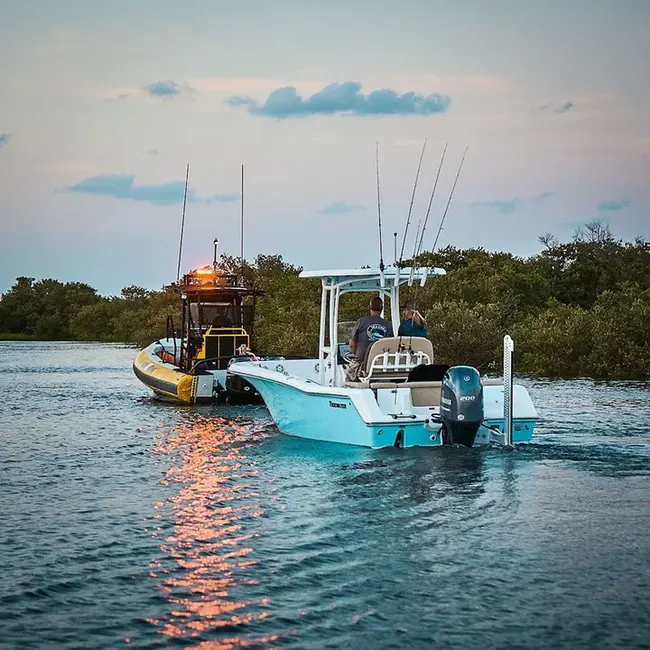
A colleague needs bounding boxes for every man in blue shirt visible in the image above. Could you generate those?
[346,296,394,381]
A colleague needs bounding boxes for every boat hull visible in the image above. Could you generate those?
[133,340,261,405]
[133,347,196,403]
[229,362,536,449]
[247,372,441,447]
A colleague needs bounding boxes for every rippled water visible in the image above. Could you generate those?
[1,342,649,649]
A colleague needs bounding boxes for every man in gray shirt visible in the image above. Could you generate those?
[346,296,394,381]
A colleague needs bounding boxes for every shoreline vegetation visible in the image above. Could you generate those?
[1,221,649,380]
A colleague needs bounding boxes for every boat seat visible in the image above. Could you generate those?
[361,337,433,384]
[370,380,443,407]
[369,377,503,406]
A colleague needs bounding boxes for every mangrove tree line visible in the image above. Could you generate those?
[1,221,648,379]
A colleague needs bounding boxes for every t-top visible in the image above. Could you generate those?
[351,315,394,362]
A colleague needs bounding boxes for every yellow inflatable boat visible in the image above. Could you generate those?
[133,255,265,405]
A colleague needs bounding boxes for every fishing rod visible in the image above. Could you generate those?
[375,142,385,283]
[408,142,448,285]
[398,138,427,265]
[431,146,468,253]
[176,163,190,282]
[416,142,448,258]
[405,218,425,287]
[412,219,422,260]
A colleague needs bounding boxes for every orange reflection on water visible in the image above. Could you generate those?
[148,415,275,647]
[191,633,282,650]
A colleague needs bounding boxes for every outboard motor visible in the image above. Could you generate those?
[440,366,484,447]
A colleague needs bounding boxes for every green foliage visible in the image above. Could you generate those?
[513,300,596,377]
[246,254,321,356]
[0,332,35,341]
[405,249,550,326]
[68,287,180,345]
[1,221,648,378]
[425,301,504,370]
[0,277,100,339]
[514,285,650,379]
[532,221,650,308]
[586,285,650,378]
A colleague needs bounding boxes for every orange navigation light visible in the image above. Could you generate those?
[190,266,221,284]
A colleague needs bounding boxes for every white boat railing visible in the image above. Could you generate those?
[365,350,431,379]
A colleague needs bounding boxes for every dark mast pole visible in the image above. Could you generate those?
[176,163,190,282]
[240,164,244,280]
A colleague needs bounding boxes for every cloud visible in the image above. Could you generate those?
[472,199,522,214]
[106,80,194,101]
[472,191,554,214]
[226,81,452,118]
[62,174,238,206]
[534,101,575,114]
[147,148,160,155]
[0,133,10,148]
[321,201,364,215]
[144,80,183,98]
[597,199,631,212]
[226,95,253,106]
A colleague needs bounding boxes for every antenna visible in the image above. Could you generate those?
[240,164,244,279]
[176,163,190,282]
[398,138,427,264]
[375,142,385,273]
[416,143,448,257]
[432,147,468,253]
[393,232,398,265]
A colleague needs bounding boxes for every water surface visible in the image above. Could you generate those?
[1,342,649,649]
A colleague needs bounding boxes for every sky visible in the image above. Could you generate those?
[1,0,649,295]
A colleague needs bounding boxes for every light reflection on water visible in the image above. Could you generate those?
[148,415,279,647]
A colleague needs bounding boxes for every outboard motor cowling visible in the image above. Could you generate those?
[440,366,484,447]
